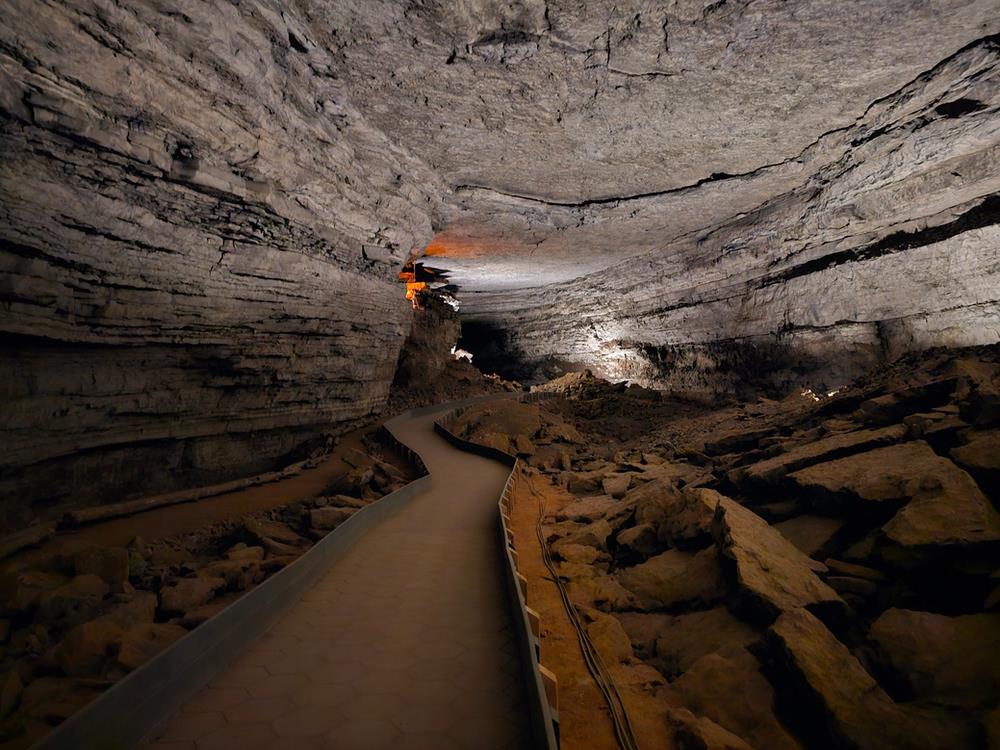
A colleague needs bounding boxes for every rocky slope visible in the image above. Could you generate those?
[464,345,1000,749]
[0,1,447,527]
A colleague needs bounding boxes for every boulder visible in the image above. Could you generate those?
[602,473,632,499]
[663,488,722,548]
[630,482,719,549]
[309,506,356,531]
[159,576,224,615]
[116,623,188,670]
[903,412,968,447]
[327,494,368,508]
[615,523,659,561]
[20,676,104,723]
[542,420,585,444]
[614,612,674,659]
[555,495,619,523]
[242,518,304,546]
[584,609,633,663]
[528,445,572,472]
[638,461,710,487]
[616,548,723,611]
[69,543,130,586]
[705,427,779,456]
[827,576,878,597]
[0,669,21,720]
[37,574,109,622]
[652,607,760,678]
[768,608,976,750]
[773,515,844,557]
[261,537,299,557]
[754,500,803,523]
[566,470,605,495]
[53,618,123,676]
[870,608,1000,709]
[712,499,843,623]
[550,518,613,552]
[554,544,604,565]
[0,570,66,615]
[853,379,956,425]
[513,434,536,456]
[102,591,158,629]
[226,545,265,562]
[172,601,229,629]
[950,430,1000,496]
[564,568,637,612]
[823,559,887,582]
[668,646,801,750]
[666,707,754,750]
[197,559,261,591]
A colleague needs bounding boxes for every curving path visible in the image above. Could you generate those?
[146,402,532,750]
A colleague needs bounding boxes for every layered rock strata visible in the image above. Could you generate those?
[0,1,446,525]
[444,31,1000,393]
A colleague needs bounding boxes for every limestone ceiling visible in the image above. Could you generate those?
[315,0,1000,292]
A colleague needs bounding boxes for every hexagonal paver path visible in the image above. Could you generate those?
[147,403,534,750]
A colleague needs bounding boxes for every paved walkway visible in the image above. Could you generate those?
[148,404,532,750]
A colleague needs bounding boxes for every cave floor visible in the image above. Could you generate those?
[148,405,532,750]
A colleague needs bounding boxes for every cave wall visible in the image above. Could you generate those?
[459,34,1000,397]
[0,0,446,529]
[392,296,462,391]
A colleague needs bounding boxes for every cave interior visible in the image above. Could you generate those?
[1,2,999,750]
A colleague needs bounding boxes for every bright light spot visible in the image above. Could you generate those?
[451,345,473,362]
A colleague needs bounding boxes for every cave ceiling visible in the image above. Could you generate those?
[321,0,1000,292]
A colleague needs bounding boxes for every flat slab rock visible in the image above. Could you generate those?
[950,430,1000,489]
[739,424,907,486]
[773,515,845,557]
[712,498,843,623]
[615,547,723,611]
[768,608,977,750]
[554,494,621,523]
[650,606,760,678]
[790,441,1000,551]
[667,645,802,750]
[870,608,1000,709]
